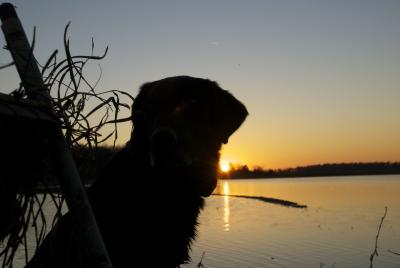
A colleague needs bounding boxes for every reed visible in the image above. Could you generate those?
[0,23,133,267]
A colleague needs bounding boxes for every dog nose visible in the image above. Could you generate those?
[150,127,177,148]
[150,128,178,167]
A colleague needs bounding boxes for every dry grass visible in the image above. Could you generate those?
[0,23,133,267]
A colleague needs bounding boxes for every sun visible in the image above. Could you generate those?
[220,160,230,173]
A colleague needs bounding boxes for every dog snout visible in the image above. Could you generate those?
[150,128,179,167]
[151,127,177,149]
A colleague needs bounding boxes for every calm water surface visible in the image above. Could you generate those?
[183,175,400,268]
[2,175,399,267]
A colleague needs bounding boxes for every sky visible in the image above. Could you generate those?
[1,0,399,169]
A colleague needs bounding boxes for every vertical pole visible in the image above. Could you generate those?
[0,3,113,268]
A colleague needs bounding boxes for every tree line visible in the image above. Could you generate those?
[221,162,400,179]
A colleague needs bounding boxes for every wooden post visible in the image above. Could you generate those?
[0,3,114,268]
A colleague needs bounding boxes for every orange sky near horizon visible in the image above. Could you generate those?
[220,106,400,169]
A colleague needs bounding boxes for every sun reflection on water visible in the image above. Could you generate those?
[223,181,230,231]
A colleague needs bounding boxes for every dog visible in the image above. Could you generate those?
[27,76,248,267]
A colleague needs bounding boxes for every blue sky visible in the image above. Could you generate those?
[1,0,399,168]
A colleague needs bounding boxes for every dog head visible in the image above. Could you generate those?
[130,76,247,196]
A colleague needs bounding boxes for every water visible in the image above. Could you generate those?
[0,195,66,268]
[2,175,399,267]
[182,175,400,268]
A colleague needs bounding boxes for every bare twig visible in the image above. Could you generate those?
[369,206,388,268]
[0,61,14,70]
[196,252,206,268]
[388,249,400,256]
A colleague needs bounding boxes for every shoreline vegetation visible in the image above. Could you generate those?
[221,162,400,180]
[74,146,400,181]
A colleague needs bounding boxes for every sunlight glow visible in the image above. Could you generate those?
[223,181,230,231]
[220,160,230,173]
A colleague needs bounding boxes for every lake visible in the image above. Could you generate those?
[2,175,399,267]
[182,175,400,268]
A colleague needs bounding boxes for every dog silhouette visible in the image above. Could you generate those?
[28,76,248,268]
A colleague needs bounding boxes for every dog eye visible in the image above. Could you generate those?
[175,99,196,113]
[175,104,185,113]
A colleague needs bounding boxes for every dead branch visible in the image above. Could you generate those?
[369,206,388,268]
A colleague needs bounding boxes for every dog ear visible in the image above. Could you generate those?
[131,82,152,124]
[213,89,248,144]
[129,82,154,145]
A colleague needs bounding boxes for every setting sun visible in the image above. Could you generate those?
[220,160,230,173]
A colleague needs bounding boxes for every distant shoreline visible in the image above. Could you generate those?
[70,147,400,181]
[219,173,400,180]
[220,162,400,180]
